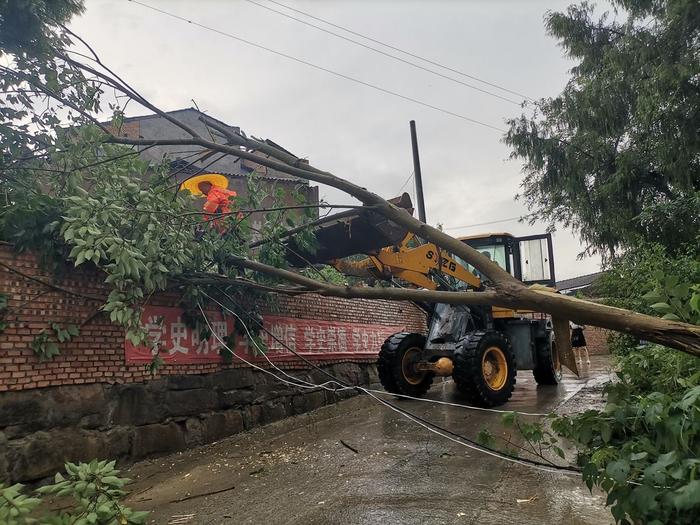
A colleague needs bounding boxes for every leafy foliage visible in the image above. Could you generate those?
[1,116,319,356]
[30,323,79,361]
[0,460,147,524]
[497,273,700,524]
[505,0,700,258]
[551,373,700,524]
[593,240,700,353]
[0,0,84,56]
[30,330,59,361]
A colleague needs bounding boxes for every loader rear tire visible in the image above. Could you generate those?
[533,332,562,385]
[453,331,516,407]
[377,332,434,398]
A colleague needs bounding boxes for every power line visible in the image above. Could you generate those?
[206,286,547,418]
[266,0,534,102]
[244,0,523,106]
[127,0,506,133]
[198,297,577,474]
[397,171,414,194]
[444,216,523,231]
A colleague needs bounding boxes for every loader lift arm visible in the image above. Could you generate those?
[278,194,570,407]
[332,233,482,291]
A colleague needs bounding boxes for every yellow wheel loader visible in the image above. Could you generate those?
[282,194,564,407]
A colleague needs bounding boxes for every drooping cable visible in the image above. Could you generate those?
[205,289,546,416]
[196,301,579,474]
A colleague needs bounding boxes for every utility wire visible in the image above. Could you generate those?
[244,0,523,106]
[204,290,546,417]
[444,216,523,231]
[127,0,506,133]
[196,299,577,474]
[266,0,534,102]
[397,171,414,194]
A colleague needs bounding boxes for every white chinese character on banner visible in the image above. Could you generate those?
[285,324,297,351]
[268,324,282,351]
[145,316,165,355]
[351,329,361,352]
[211,320,228,352]
[268,323,296,352]
[336,327,348,353]
[192,328,211,355]
[326,326,338,352]
[361,331,369,351]
[368,332,378,351]
[303,326,318,351]
[317,326,328,350]
[169,317,188,355]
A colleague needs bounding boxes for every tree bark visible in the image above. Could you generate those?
[228,257,700,357]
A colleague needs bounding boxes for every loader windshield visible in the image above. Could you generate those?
[454,244,507,282]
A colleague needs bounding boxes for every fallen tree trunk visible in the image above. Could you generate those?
[109,123,700,355]
[227,257,700,357]
[44,67,695,357]
[8,36,696,357]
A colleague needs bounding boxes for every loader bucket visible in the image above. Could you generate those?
[285,193,413,266]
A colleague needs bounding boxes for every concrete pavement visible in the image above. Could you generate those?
[125,356,614,525]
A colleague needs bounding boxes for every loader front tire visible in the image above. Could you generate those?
[453,331,516,407]
[377,332,434,398]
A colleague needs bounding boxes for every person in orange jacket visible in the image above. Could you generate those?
[181,174,237,233]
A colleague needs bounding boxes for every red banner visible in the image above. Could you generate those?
[124,306,403,364]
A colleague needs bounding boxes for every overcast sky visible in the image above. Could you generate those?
[70,0,605,280]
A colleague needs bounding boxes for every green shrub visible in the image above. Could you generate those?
[0,460,148,525]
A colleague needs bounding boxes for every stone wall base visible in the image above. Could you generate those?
[1,363,377,483]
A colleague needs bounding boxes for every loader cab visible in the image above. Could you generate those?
[456,232,556,288]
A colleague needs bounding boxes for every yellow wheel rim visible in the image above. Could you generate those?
[482,346,508,390]
[401,347,426,385]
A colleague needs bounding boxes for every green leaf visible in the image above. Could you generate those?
[641,290,663,303]
[670,283,690,298]
[650,302,672,314]
[606,460,630,483]
[672,480,700,510]
[630,484,658,514]
[501,411,516,426]
[629,452,648,461]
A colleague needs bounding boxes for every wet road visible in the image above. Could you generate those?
[126,356,614,525]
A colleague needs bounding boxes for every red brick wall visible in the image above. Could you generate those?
[108,120,140,138]
[584,326,610,355]
[0,245,426,392]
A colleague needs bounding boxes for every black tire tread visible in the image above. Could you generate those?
[533,334,562,385]
[452,330,516,407]
[377,332,434,397]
